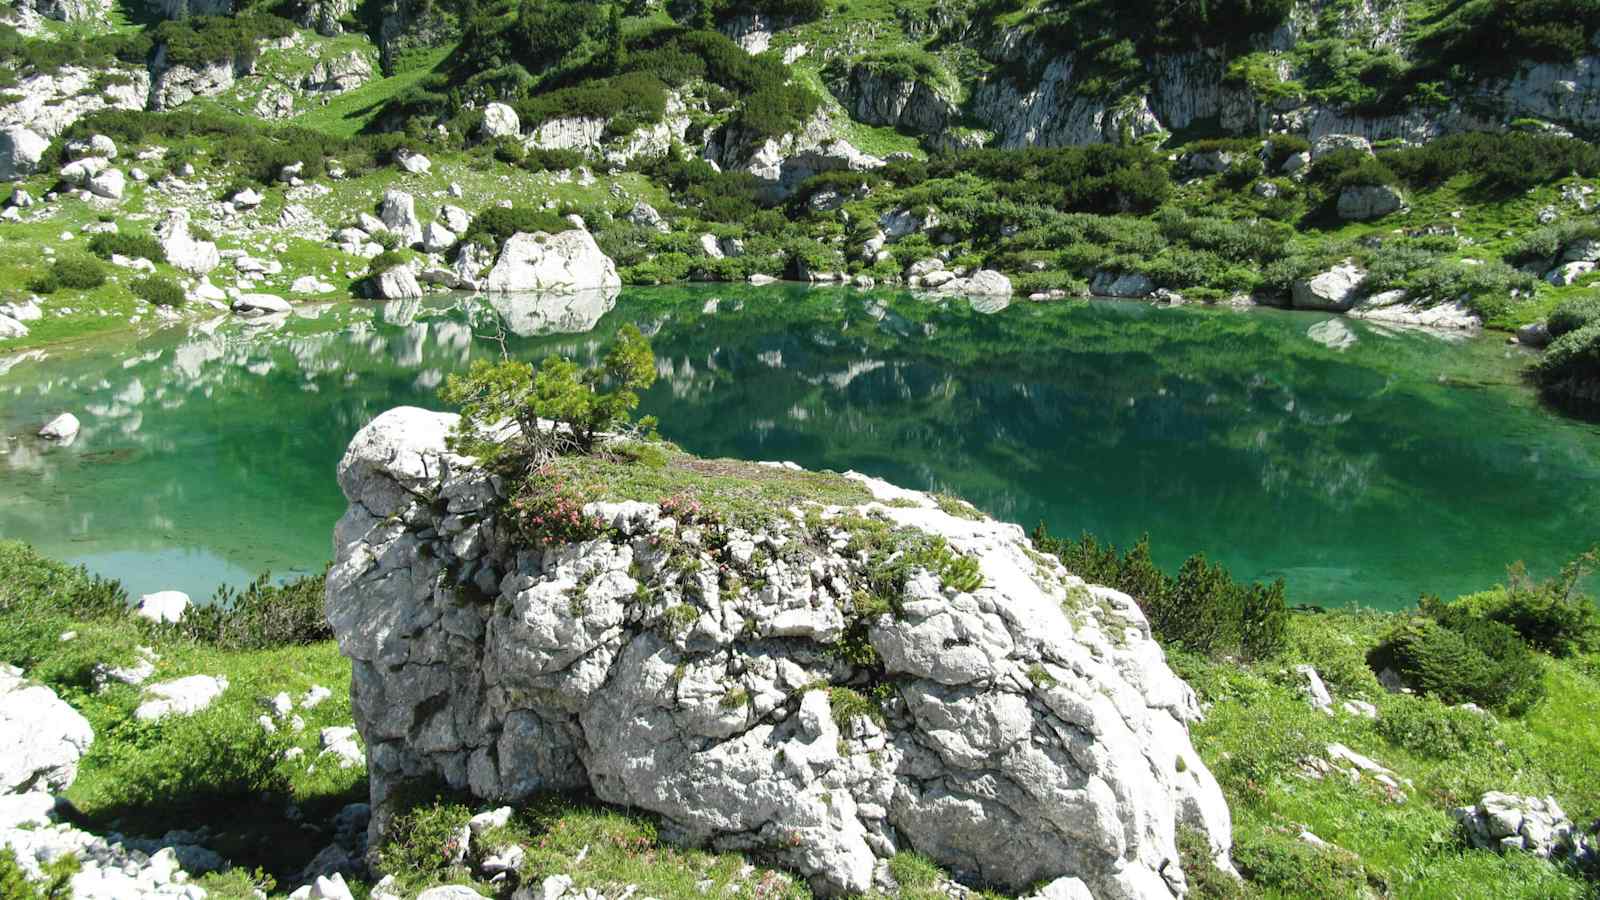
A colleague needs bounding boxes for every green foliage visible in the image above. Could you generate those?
[508,463,608,545]
[87,231,167,264]
[366,250,410,277]
[0,846,77,900]
[1231,825,1368,898]
[0,23,150,76]
[1547,294,1600,339]
[1507,221,1600,268]
[1367,614,1546,715]
[1374,692,1500,759]
[89,706,291,817]
[732,80,823,140]
[460,205,573,252]
[375,792,475,888]
[928,145,1173,215]
[129,275,185,308]
[1533,321,1600,411]
[1307,148,1397,192]
[1032,527,1288,660]
[1441,553,1600,657]
[441,324,658,468]
[515,72,670,135]
[30,255,107,294]
[153,14,296,68]
[1382,132,1600,195]
[157,571,332,651]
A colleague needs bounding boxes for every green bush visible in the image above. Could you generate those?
[30,256,107,293]
[87,232,167,264]
[1439,553,1600,657]
[375,793,475,889]
[440,323,657,468]
[1231,826,1368,898]
[130,275,185,307]
[1533,321,1600,410]
[0,541,127,671]
[152,14,294,68]
[157,571,331,651]
[461,206,573,252]
[1032,528,1289,660]
[367,250,409,277]
[1367,615,1545,715]
[1547,295,1600,339]
[1375,692,1500,758]
[0,845,77,900]
[91,706,290,819]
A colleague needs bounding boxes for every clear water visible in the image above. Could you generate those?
[2,284,1597,609]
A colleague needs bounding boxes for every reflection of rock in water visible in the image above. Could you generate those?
[969,296,1010,315]
[381,297,422,327]
[486,287,619,337]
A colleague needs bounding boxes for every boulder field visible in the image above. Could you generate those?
[325,408,1234,899]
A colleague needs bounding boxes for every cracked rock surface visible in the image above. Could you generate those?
[327,407,1232,899]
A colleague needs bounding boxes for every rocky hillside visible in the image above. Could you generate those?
[0,0,1598,410]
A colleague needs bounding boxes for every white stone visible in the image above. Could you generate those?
[319,726,364,769]
[0,668,94,793]
[86,168,125,200]
[232,188,264,208]
[485,230,622,294]
[481,103,521,139]
[231,294,292,317]
[136,590,191,624]
[398,151,432,174]
[135,675,229,720]
[1292,261,1366,312]
[38,413,79,441]
[380,190,424,247]
[1,127,50,181]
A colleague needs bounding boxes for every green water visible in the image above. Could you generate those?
[2,284,1597,608]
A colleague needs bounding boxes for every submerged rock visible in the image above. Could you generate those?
[1291,261,1366,312]
[326,408,1233,898]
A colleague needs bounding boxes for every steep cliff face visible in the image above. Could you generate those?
[326,408,1234,899]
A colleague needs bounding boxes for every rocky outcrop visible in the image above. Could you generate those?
[302,52,375,94]
[295,0,357,35]
[379,189,424,247]
[25,0,110,23]
[1291,261,1365,312]
[1453,792,1597,864]
[706,112,886,201]
[1336,184,1406,221]
[0,67,150,138]
[483,230,622,294]
[1,667,93,795]
[150,46,254,112]
[327,408,1233,899]
[836,65,956,135]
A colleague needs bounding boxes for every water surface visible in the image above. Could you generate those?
[2,285,1596,608]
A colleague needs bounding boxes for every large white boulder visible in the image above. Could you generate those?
[0,314,28,341]
[327,409,1235,899]
[136,591,191,624]
[379,190,424,247]
[87,168,125,201]
[135,675,228,721]
[0,668,94,794]
[157,209,221,275]
[480,103,521,139]
[1337,184,1405,221]
[231,294,292,317]
[1291,261,1366,311]
[484,230,622,294]
[1,127,50,181]
[38,413,80,441]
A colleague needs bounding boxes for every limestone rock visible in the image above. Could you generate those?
[0,127,49,181]
[1545,261,1595,286]
[86,168,124,201]
[1518,321,1552,348]
[158,209,221,275]
[38,413,79,441]
[135,675,229,721]
[1091,270,1157,298]
[397,150,432,175]
[303,52,374,94]
[231,294,292,317]
[371,266,424,300]
[1337,184,1406,221]
[380,190,424,247]
[422,221,457,253]
[484,230,622,294]
[1453,792,1595,864]
[326,408,1234,899]
[136,590,191,624]
[1312,134,1372,159]
[624,201,669,234]
[481,103,521,139]
[1291,261,1366,312]
[0,667,93,794]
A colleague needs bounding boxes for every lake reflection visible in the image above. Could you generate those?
[1,285,1596,607]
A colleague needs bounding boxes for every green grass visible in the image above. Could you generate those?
[292,44,454,139]
[554,443,874,529]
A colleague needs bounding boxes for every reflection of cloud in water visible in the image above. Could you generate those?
[487,288,619,337]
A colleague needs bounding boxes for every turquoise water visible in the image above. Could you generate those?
[2,284,1597,608]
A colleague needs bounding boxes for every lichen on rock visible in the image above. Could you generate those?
[326,407,1233,899]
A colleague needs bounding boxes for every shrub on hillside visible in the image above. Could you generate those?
[1547,295,1600,339]
[152,14,294,68]
[1366,615,1545,715]
[460,206,573,251]
[92,706,290,819]
[157,571,331,651]
[28,256,107,293]
[1533,321,1600,410]
[87,232,166,264]
[129,275,184,307]
[1437,552,1600,657]
[1374,692,1500,758]
[1031,528,1289,660]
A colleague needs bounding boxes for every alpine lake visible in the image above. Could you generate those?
[3,283,1597,609]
